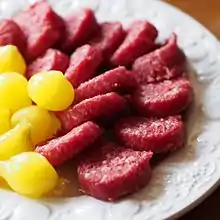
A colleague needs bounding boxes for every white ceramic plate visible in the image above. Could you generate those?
[0,0,220,219]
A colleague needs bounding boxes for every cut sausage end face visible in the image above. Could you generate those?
[132,77,193,117]
[115,116,185,153]
[57,92,126,132]
[26,48,69,79]
[77,142,153,201]
[14,0,65,61]
[35,121,103,166]
[74,66,137,103]
[132,33,186,85]
[111,20,158,67]
[59,8,99,53]
[64,44,103,88]
[0,19,26,55]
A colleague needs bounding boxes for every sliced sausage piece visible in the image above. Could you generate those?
[36,121,103,166]
[77,141,153,201]
[0,19,26,55]
[132,77,193,117]
[59,8,99,53]
[65,45,103,87]
[75,66,136,103]
[115,116,184,153]
[132,33,186,85]
[26,49,69,79]
[89,22,125,60]
[14,0,64,61]
[56,92,126,132]
[111,20,158,66]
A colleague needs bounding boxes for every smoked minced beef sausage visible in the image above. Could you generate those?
[26,49,69,79]
[132,77,193,117]
[132,33,186,85]
[89,22,126,60]
[115,116,184,153]
[74,66,136,103]
[0,19,26,55]
[59,8,99,53]
[14,0,64,61]
[36,121,103,166]
[65,44,103,88]
[2,0,195,202]
[111,20,158,67]
[77,142,153,201]
[57,92,126,132]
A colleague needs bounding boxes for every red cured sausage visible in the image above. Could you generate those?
[74,66,136,103]
[111,20,158,66]
[0,19,26,55]
[36,121,103,166]
[78,141,153,201]
[57,92,126,132]
[65,45,102,87]
[132,77,193,117]
[26,49,69,79]
[89,22,125,60]
[59,8,99,53]
[14,0,64,61]
[115,116,184,153]
[132,34,186,84]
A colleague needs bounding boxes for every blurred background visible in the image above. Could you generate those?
[165,0,220,38]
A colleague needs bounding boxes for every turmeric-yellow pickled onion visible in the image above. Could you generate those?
[0,152,58,197]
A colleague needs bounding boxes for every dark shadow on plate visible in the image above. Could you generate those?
[150,152,170,167]
[48,160,82,198]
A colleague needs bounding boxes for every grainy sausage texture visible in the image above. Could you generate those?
[115,116,184,153]
[14,0,64,61]
[89,22,125,60]
[77,142,153,201]
[111,20,158,66]
[35,121,103,166]
[65,45,103,87]
[0,19,26,55]
[74,66,136,103]
[132,33,186,84]
[26,49,69,79]
[59,8,99,53]
[132,77,193,117]
[57,92,126,132]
